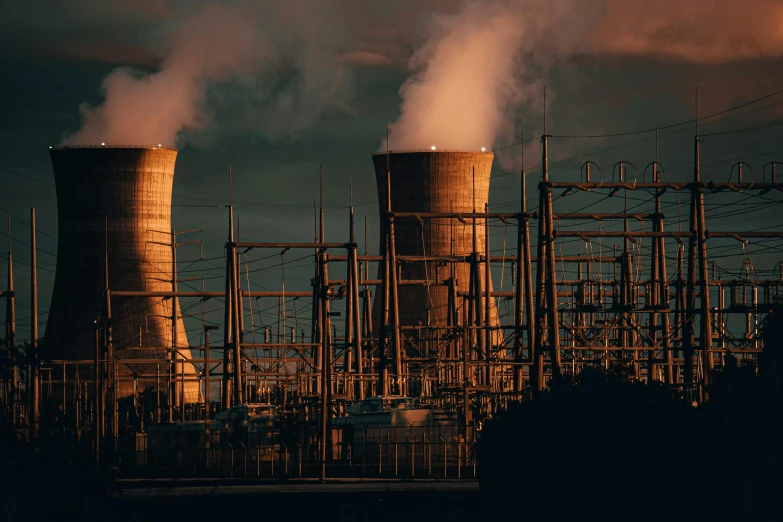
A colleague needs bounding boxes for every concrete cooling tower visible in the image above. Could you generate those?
[371,150,503,344]
[44,146,198,402]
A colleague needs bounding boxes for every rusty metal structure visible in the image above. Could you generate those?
[43,146,198,415]
[1,134,782,480]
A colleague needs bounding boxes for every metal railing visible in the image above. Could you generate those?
[113,424,478,480]
[117,440,476,480]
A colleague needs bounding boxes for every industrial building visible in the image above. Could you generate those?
[371,151,502,338]
[44,146,199,406]
[0,134,781,481]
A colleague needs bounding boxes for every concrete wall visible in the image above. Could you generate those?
[371,151,503,345]
[45,146,198,402]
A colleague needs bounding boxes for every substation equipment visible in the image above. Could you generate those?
[1,137,782,475]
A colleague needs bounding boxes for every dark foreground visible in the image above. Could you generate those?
[115,484,480,522]
[0,434,481,522]
[10,482,482,522]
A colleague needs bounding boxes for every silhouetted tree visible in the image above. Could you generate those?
[479,356,780,521]
[759,298,783,397]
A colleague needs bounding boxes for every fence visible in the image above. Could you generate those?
[114,423,478,479]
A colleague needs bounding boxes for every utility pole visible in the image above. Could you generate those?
[30,208,39,437]
[388,174,402,395]
[233,217,243,406]
[684,89,700,402]
[380,130,390,396]
[694,135,713,398]
[103,215,116,443]
[204,324,218,445]
[514,131,535,392]
[148,227,201,421]
[173,229,201,417]
[361,216,373,396]
[348,172,363,400]
[345,175,354,400]
[172,228,178,420]
[319,248,331,484]
[6,213,17,423]
[204,324,218,420]
[484,202,492,386]
[469,170,483,386]
[311,197,322,395]
[223,206,234,409]
[543,134,561,380]
[318,165,334,483]
[514,134,525,391]
[534,133,561,392]
[93,318,103,469]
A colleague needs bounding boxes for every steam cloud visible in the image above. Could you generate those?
[61,0,783,149]
[385,2,530,151]
[63,2,356,147]
[386,0,783,151]
[591,0,783,63]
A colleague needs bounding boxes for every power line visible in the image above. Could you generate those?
[0,165,53,186]
[0,206,58,241]
[550,87,783,139]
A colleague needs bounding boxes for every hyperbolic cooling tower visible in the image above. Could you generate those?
[44,146,198,401]
[372,150,502,342]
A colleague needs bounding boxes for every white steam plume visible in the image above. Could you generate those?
[61,0,783,149]
[386,2,527,151]
[385,0,783,152]
[63,2,355,147]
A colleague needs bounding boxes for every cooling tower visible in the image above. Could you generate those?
[44,146,198,402]
[372,150,503,342]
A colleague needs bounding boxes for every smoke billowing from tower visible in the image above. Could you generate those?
[62,2,356,148]
[384,0,783,154]
[384,2,529,151]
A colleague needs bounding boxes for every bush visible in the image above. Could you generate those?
[478,363,780,521]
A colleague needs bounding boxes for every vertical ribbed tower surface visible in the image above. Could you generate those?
[372,150,503,342]
[44,146,198,401]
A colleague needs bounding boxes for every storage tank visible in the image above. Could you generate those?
[44,146,198,402]
[371,150,503,345]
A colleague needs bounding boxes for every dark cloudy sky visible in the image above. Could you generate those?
[2,0,783,345]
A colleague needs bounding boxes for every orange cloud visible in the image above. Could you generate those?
[340,51,394,66]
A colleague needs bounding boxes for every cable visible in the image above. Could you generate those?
[549,87,783,139]
[0,206,58,241]
[0,166,53,186]
[491,135,539,153]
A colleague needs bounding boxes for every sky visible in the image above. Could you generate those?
[2,0,783,347]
